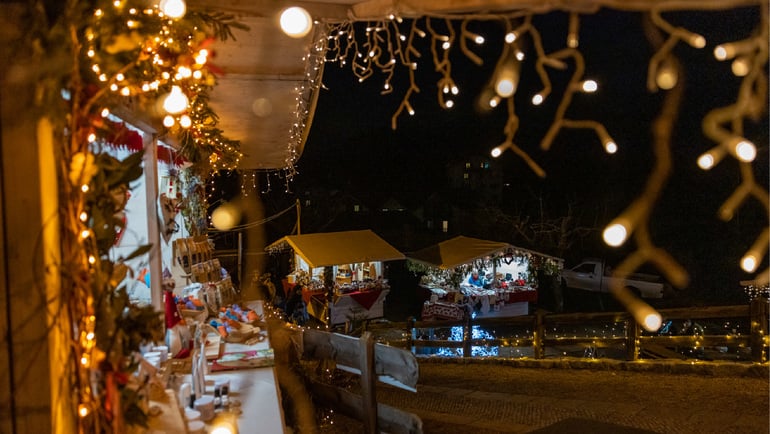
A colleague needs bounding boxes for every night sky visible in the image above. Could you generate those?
[277,7,768,301]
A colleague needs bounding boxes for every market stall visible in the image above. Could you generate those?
[408,236,563,320]
[266,230,405,326]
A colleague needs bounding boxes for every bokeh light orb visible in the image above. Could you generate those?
[280,7,313,38]
[211,203,241,230]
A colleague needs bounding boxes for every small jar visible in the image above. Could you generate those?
[193,395,215,422]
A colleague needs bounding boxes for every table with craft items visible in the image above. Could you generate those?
[149,304,286,433]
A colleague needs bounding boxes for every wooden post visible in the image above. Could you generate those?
[750,298,768,363]
[463,311,472,357]
[626,316,640,361]
[533,310,545,359]
[359,332,378,433]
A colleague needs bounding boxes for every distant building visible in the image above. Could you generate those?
[446,155,504,205]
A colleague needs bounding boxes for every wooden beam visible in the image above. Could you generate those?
[187,0,350,20]
[350,0,763,20]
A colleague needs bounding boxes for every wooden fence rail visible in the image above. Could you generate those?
[364,299,769,363]
[299,329,423,434]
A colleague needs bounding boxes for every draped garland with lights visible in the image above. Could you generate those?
[319,1,768,330]
[16,0,245,431]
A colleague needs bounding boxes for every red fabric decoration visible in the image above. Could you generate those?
[105,120,143,152]
[349,289,383,310]
[157,145,187,166]
[164,290,183,330]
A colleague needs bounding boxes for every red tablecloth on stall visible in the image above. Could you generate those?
[502,290,538,304]
[347,289,383,310]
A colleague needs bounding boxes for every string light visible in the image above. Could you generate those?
[162,85,188,114]
[159,0,186,19]
[696,147,725,170]
[280,6,313,38]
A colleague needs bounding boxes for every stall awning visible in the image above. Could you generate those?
[408,236,512,270]
[266,230,405,269]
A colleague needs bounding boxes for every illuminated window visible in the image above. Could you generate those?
[463,173,469,179]
[465,162,471,169]
[442,220,448,233]
[354,204,360,212]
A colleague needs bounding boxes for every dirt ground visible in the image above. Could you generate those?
[304,359,769,434]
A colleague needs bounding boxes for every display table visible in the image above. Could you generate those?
[151,319,286,434]
[421,301,467,321]
[204,340,285,433]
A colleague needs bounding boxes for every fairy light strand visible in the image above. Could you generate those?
[319,1,766,326]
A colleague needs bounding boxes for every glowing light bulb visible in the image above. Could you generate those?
[491,146,504,158]
[489,96,500,108]
[656,65,677,90]
[714,45,730,60]
[87,133,96,142]
[442,41,450,50]
[475,35,484,44]
[280,6,312,38]
[505,32,517,43]
[163,115,175,127]
[179,114,192,128]
[729,138,756,162]
[532,93,544,105]
[81,184,89,193]
[495,78,515,97]
[79,211,88,222]
[88,255,96,265]
[688,34,706,49]
[604,140,617,154]
[731,57,750,76]
[603,223,628,247]
[159,0,186,19]
[697,153,716,170]
[81,229,91,239]
[195,50,208,65]
[643,312,663,331]
[162,86,188,114]
[100,108,110,117]
[741,255,758,273]
[581,80,598,92]
[445,100,454,108]
[78,404,90,418]
[515,51,525,61]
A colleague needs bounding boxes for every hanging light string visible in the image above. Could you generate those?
[318,1,766,328]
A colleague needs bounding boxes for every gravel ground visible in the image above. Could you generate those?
[304,359,769,434]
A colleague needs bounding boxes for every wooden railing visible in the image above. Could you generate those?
[364,299,769,363]
[299,329,423,434]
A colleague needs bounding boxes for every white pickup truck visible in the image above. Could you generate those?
[561,259,667,299]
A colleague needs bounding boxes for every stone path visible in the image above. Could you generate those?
[319,359,769,433]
